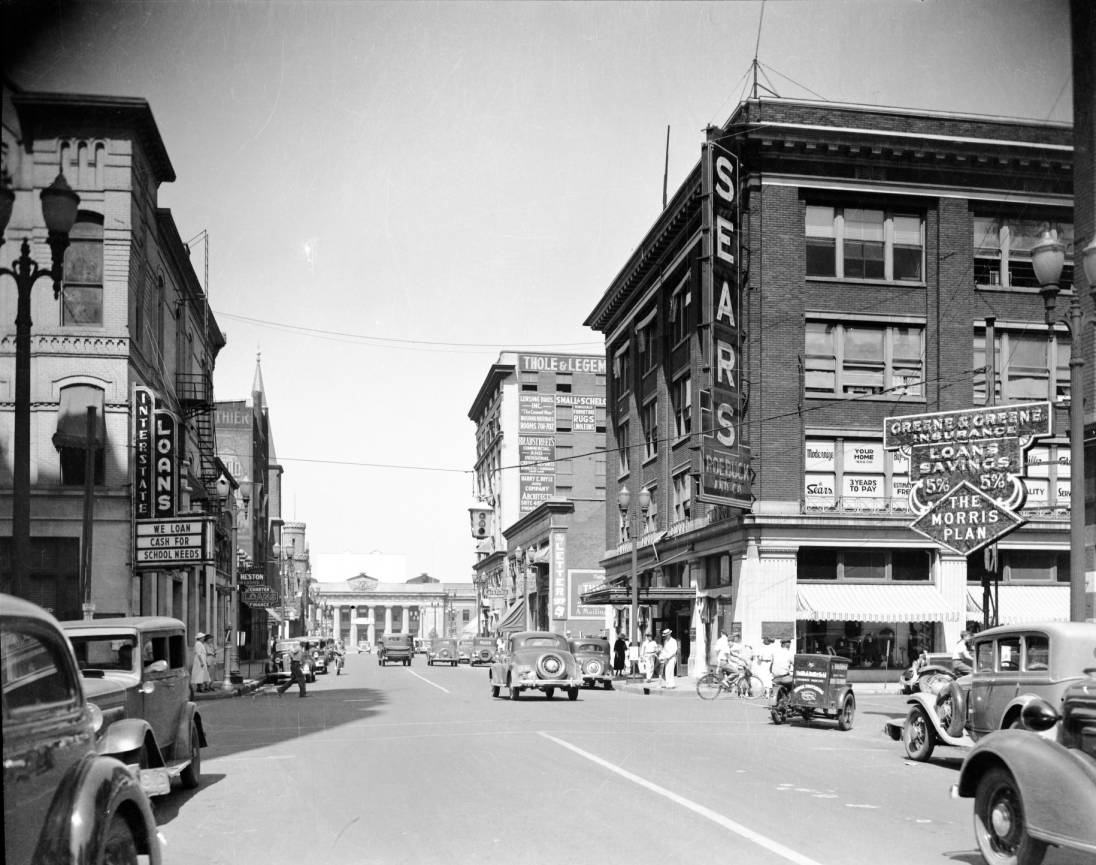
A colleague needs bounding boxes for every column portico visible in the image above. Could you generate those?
[401,607,409,632]
[384,606,392,634]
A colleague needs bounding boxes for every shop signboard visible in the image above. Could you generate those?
[134,518,212,567]
[910,481,1024,555]
[133,386,154,519]
[697,135,751,509]
[242,586,281,608]
[551,531,567,621]
[568,568,607,619]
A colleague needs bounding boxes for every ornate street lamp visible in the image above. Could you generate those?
[1034,230,1096,622]
[0,172,80,599]
[617,484,651,642]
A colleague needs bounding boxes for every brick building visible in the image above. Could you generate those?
[584,97,1076,677]
[468,351,610,636]
[1,83,230,648]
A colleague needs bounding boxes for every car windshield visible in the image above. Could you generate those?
[68,635,140,672]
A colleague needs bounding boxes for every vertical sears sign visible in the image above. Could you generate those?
[698,135,751,507]
[133,386,154,518]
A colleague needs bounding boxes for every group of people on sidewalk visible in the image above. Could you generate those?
[607,629,683,687]
[190,632,216,694]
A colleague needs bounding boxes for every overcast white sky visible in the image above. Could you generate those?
[4,1,1073,581]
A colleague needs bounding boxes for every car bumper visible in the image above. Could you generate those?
[580,674,613,685]
[513,677,582,691]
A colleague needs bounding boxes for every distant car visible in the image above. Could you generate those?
[3,594,162,864]
[378,633,413,666]
[62,615,208,796]
[489,631,583,700]
[271,638,317,682]
[470,637,496,666]
[428,638,459,666]
[414,637,429,656]
[952,669,1096,865]
[569,637,614,690]
[357,641,371,654]
[309,640,328,674]
[458,639,473,664]
[886,622,1096,762]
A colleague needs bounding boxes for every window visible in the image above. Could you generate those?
[805,436,909,512]
[672,471,692,522]
[974,329,1069,405]
[968,550,1070,583]
[520,372,539,392]
[555,405,572,433]
[1021,443,1071,511]
[641,400,658,461]
[643,487,658,534]
[669,276,693,344]
[613,345,632,397]
[805,205,923,281]
[637,319,657,375]
[54,385,106,486]
[974,215,1074,289]
[797,547,931,581]
[555,445,573,475]
[672,375,691,438]
[1,626,78,715]
[62,213,104,325]
[556,374,572,393]
[805,320,924,397]
[616,421,630,477]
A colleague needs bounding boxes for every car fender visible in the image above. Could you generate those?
[905,691,968,745]
[34,753,162,865]
[97,717,166,768]
[956,731,1096,852]
[173,702,207,759]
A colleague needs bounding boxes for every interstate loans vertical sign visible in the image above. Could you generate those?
[133,386,154,519]
[697,135,751,508]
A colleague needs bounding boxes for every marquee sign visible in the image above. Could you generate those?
[134,518,213,567]
[697,135,751,508]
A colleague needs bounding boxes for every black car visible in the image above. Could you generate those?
[2,594,162,865]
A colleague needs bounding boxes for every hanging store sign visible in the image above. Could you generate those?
[550,531,567,621]
[697,136,751,508]
[134,518,213,567]
[910,481,1024,555]
[569,569,607,619]
[153,409,178,517]
[133,386,155,519]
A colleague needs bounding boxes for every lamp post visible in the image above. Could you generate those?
[617,484,652,643]
[1034,230,1096,623]
[0,173,80,599]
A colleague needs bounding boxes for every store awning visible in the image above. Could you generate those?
[53,384,105,449]
[796,584,953,623]
[496,600,527,633]
[966,585,1070,625]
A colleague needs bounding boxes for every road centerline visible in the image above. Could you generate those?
[408,669,450,693]
[539,732,827,865]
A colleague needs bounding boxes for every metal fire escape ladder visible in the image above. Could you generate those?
[177,371,219,505]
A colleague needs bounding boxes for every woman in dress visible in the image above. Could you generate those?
[613,633,627,678]
[190,632,211,693]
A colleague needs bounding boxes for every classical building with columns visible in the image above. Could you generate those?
[313,573,477,647]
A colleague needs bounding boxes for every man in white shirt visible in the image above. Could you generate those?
[770,639,795,682]
[641,634,659,682]
[658,628,679,688]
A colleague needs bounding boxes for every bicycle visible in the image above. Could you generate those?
[696,664,766,700]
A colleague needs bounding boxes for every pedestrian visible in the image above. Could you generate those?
[952,629,974,676]
[770,638,795,689]
[641,632,659,682]
[714,630,731,671]
[613,633,627,678]
[202,633,216,689]
[627,640,640,677]
[756,637,775,697]
[277,642,308,697]
[658,628,679,688]
[190,632,211,694]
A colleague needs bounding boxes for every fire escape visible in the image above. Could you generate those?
[177,370,219,512]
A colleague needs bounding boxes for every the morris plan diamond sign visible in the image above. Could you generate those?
[909,481,1024,555]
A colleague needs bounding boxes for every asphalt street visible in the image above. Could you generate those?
[158,655,1094,865]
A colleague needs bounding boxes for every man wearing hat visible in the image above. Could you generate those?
[657,628,679,688]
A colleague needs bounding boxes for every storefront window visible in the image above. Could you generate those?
[797,547,930,581]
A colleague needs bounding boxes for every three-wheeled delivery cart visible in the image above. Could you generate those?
[770,653,856,730]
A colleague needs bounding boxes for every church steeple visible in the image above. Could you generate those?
[251,351,267,410]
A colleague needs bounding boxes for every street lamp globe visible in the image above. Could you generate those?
[1082,234,1096,290]
[638,486,651,511]
[40,173,80,236]
[617,485,631,512]
[1032,231,1066,321]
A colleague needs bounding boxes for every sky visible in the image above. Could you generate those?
[3,0,1073,582]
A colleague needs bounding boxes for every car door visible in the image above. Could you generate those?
[2,617,93,864]
[142,630,188,754]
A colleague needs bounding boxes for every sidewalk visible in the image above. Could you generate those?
[615,674,900,697]
[192,677,266,701]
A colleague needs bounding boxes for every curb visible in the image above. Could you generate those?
[193,678,265,701]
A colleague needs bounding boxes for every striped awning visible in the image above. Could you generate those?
[966,585,1070,624]
[496,600,527,633]
[796,583,953,623]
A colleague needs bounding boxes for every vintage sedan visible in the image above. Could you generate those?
[271,637,317,682]
[885,621,1096,762]
[458,639,473,664]
[489,631,583,700]
[3,595,162,864]
[62,615,208,795]
[469,637,496,666]
[428,638,459,666]
[952,670,1096,865]
[569,637,614,689]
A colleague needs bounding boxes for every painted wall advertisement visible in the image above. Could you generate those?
[697,137,751,508]
[569,568,607,619]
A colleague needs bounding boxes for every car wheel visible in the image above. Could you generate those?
[567,687,579,701]
[973,766,1048,865]
[544,687,555,699]
[508,677,520,700]
[536,653,565,679]
[836,694,855,731]
[101,812,140,865]
[903,706,937,762]
[770,686,790,724]
[179,721,202,789]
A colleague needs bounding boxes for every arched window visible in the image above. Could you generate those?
[54,383,106,486]
[61,211,104,326]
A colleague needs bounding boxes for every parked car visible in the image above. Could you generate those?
[428,638,459,666]
[952,669,1096,865]
[356,641,371,654]
[378,632,414,666]
[270,637,317,683]
[414,637,429,656]
[489,631,583,700]
[470,637,496,666]
[569,637,614,689]
[885,621,1096,762]
[62,615,208,795]
[458,639,473,663]
[3,595,162,864]
[898,651,959,694]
